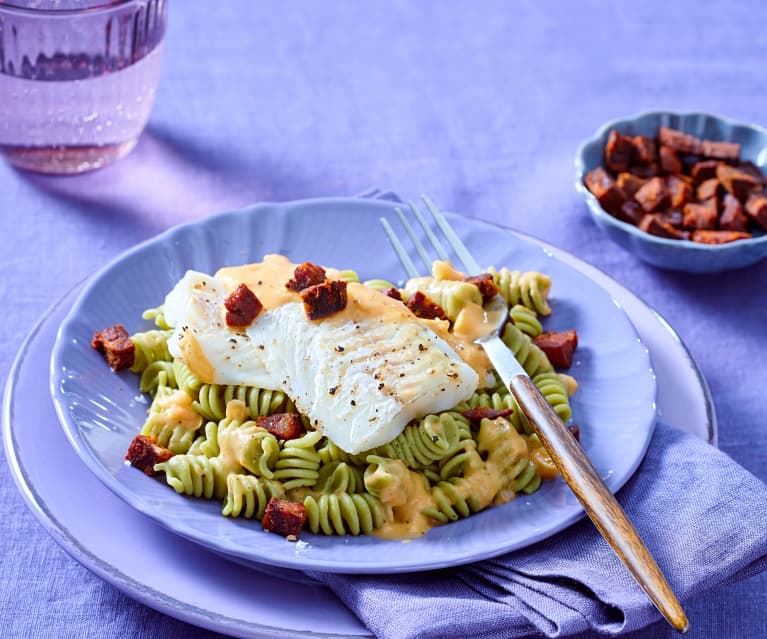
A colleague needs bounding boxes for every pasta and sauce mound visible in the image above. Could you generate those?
[93,255,578,539]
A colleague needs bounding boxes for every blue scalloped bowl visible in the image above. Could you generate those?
[575,111,767,272]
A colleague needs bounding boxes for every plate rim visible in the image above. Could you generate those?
[49,196,659,573]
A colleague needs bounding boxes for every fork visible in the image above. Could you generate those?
[381,196,690,634]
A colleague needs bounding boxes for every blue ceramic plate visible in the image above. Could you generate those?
[575,110,767,272]
[50,197,657,574]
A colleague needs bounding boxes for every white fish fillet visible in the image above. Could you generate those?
[164,271,479,454]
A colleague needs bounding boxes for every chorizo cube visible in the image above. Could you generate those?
[745,191,767,229]
[658,126,702,155]
[639,214,686,240]
[532,330,578,369]
[737,161,767,186]
[631,135,657,167]
[658,145,683,175]
[682,200,718,230]
[125,435,174,476]
[300,279,348,320]
[634,177,670,213]
[691,230,752,244]
[716,164,761,201]
[604,129,634,173]
[464,273,499,301]
[262,498,307,537]
[256,413,304,440]
[616,172,647,200]
[690,160,721,185]
[225,283,263,327]
[583,167,628,217]
[700,140,741,161]
[618,201,646,226]
[696,178,722,202]
[629,164,659,179]
[667,175,693,209]
[406,291,448,321]
[720,194,749,232]
[92,324,135,371]
[286,262,327,292]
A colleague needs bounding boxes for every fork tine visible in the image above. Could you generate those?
[407,201,451,264]
[422,195,481,275]
[395,207,433,274]
[380,217,420,279]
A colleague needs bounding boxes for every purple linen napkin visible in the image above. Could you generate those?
[310,422,767,639]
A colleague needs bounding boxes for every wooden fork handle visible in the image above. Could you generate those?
[509,374,690,634]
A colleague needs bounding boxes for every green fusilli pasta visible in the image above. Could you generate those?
[489,267,552,316]
[303,492,386,535]
[222,474,285,518]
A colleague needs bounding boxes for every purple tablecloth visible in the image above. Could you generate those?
[2,1,766,638]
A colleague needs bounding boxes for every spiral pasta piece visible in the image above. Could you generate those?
[130,329,173,373]
[532,371,572,422]
[187,421,221,457]
[501,321,553,378]
[222,474,285,518]
[140,387,201,454]
[317,439,366,466]
[336,269,360,283]
[154,454,228,500]
[141,305,172,330]
[489,267,552,316]
[173,359,204,396]
[509,304,543,338]
[422,477,483,523]
[194,383,288,422]
[368,412,470,469]
[314,461,366,494]
[218,420,280,479]
[273,430,323,490]
[303,492,386,535]
[138,360,176,395]
[363,278,399,292]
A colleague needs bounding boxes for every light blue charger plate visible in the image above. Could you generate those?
[49,197,657,574]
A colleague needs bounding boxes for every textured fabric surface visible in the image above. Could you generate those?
[312,423,767,638]
[2,1,767,638]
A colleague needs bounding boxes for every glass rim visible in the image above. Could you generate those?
[0,1,143,16]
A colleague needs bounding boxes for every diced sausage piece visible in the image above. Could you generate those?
[716,164,761,201]
[464,273,499,301]
[659,145,682,174]
[634,177,669,213]
[262,498,307,537]
[532,330,578,369]
[285,262,327,292]
[92,324,135,371]
[639,214,687,240]
[701,140,741,161]
[567,423,580,442]
[406,291,447,321]
[691,230,752,244]
[720,194,749,232]
[631,135,657,167]
[460,407,514,422]
[696,178,721,202]
[616,172,647,200]
[683,200,718,230]
[604,129,634,173]
[618,201,646,226]
[583,167,628,216]
[658,126,702,154]
[225,283,263,327]
[745,191,767,229]
[383,287,403,302]
[300,279,348,320]
[257,413,304,440]
[125,434,174,476]
[737,161,767,186]
[690,160,721,185]
[667,175,693,208]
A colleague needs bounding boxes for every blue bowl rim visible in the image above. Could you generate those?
[574,109,767,254]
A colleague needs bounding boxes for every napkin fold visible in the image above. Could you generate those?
[310,422,767,639]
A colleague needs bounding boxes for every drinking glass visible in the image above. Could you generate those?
[0,0,168,174]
